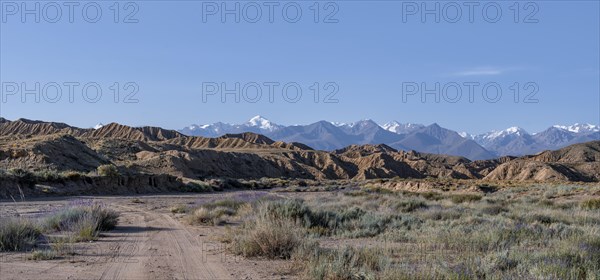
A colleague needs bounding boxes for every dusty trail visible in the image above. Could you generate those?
[0,198,236,280]
[99,203,233,280]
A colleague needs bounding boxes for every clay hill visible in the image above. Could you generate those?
[1,118,599,182]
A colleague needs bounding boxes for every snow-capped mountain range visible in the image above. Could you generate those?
[179,116,599,159]
[381,121,425,134]
[458,124,598,156]
[552,123,599,134]
[179,116,283,137]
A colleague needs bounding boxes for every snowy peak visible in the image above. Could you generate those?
[381,121,424,134]
[381,121,400,131]
[553,123,599,134]
[351,119,379,128]
[459,132,474,139]
[94,123,104,130]
[329,122,348,127]
[484,127,529,140]
[245,115,280,131]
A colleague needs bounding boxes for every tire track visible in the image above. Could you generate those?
[99,203,231,280]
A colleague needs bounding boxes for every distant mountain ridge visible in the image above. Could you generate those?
[467,124,599,156]
[1,117,598,182]
[180,116,599,159]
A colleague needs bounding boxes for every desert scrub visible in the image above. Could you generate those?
[231,202,304,259]
[44,202,119,240]
[186,207,231,226]
[170,204,189,213]
[0,218,42,251]
[8,168,33,179]
[97,164,119,177]
[69,212,102,241]
[301,246,390,280]
[418,191,445,201]
[581,198,600,210]
[477,204,509,215]
[60,170,84,180]
[186,199,248,225]
[201,199,248,211]
[32,169,63,182]
[234,199,402,240]
[450,193,483,203]
[28,249,57,260]
[225,185,600,279]
[392,198,428,213]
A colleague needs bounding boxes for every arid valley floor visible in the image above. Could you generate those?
[1,183,599,280]
[1,119,599,279]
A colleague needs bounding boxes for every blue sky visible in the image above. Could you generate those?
[1,1,599,134]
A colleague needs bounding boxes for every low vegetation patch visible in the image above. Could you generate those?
[45,203,118,234]
[418,191,446,201]
[97,164,119,177]
[183,199,249,226]
[301,246,388,280]
[186,207,232,226]
[170,204,190,214]
[28,249,57,260]
[1,201,119,252]
[450,193,483,203]
[221,184,600,279]
[0,218,42,251]
[581,198,600,210]
[393,199,428,212]
[231,209,303,259]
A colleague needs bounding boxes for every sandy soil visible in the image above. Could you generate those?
[0,192,296,280]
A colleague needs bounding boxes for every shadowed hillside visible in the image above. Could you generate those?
[1,118,598,182]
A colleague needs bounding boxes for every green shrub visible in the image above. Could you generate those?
[186,207,228,226]
[303,246,386,280]
[394,199,428,212]
[419,191,445,201]
[70,212,100,241]
[97,164,119,177]
[33,170,62,182]
[479,205,509,215]
[8,168,32,178]
[8,168,34,184]
[185,199,250,225]
[61,171,83,180]
[255,199,404,238]
[44,203,118,239]
[421,207,463,220]
[451,193,483,203]
[0,218,42,251]
[581,198,600,210]
[28,249,57,260]
[170,204,189,214]
[345,213,394,238]
[232,209,303,259]
[201,199,247,211]
[45,207,87,231]
[93,204,119,231]
[364,187,394,194]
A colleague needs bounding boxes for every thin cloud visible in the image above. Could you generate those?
[452,67,504,76]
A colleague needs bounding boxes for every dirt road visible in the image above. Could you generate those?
[0,193,287,280]
[97,203,232,280]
